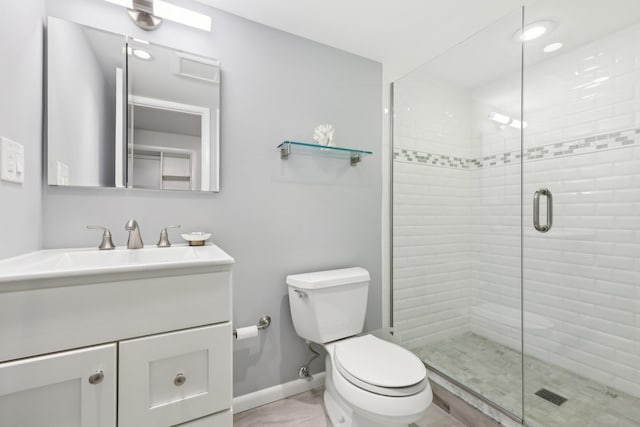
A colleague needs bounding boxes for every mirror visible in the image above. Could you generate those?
[47,17,125,188]
[46,17,220,192]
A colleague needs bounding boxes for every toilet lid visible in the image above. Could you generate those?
[334,335,426,390]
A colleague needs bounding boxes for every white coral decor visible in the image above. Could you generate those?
[313,124,335,146]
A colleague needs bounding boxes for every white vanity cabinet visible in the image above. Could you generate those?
[0,244,234,427]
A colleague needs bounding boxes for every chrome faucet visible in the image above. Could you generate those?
[125,219,144,249]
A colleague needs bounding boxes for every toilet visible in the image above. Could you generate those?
[287,267,432,427]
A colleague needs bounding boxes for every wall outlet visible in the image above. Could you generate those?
[0,137,25,184]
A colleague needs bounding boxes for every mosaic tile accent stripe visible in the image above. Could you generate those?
[393,128,640,169]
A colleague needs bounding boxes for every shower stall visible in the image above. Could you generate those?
[391,1,640,425]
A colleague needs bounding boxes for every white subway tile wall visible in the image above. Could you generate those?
[393,21,640,399]
[393,161,473,348]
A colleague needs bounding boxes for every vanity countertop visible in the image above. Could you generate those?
[0,244,234,290]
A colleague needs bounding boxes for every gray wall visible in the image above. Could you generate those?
[42,0,382,396]
[0,2,44,259]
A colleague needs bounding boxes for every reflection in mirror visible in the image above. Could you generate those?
[129,104,203,190]
[46,17,221,192]
[47,17,125,188]
[127,41,219,191]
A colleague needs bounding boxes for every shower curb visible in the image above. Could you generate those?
[427,367,524,427]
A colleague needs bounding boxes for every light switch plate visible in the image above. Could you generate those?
[0,137,25,184]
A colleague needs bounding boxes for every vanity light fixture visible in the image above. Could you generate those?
[509,119,528,129]
[104,0,211,32]
[574,76,610,90]
[489,112,528,129]
[488,112,511,125]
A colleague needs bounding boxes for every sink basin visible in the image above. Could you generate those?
[58,246,197,267]
[0,244,234,286]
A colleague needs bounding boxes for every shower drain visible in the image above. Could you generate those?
[535,388,568,406]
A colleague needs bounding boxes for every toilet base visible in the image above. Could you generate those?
[326,388,412,427]
[323,356,422,427]
[324,388,351,427]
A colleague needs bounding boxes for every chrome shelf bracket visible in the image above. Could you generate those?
[280,144,291,159]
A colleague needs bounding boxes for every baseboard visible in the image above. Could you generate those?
[232,372,326,414]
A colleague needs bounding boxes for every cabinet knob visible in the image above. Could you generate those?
[174,373,186,386]
[88,370,104,385]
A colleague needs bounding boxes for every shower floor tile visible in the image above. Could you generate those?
[411,332,640,427]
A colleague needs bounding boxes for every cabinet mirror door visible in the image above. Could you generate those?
[46,17,221,192]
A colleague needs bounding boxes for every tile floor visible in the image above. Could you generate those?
[413,332,640,427]
[233,388,465,427]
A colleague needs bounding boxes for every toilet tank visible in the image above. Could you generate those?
[287,267,370,344]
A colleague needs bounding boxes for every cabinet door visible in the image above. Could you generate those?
[119,324,232,427]
[0,344,117,427]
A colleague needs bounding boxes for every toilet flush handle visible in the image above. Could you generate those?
[294,289,308,298]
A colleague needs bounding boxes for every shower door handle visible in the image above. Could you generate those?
[533,188,553,233]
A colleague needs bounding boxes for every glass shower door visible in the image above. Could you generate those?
[391,7,525,419]
[522,1,640,425]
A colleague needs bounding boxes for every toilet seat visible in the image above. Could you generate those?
[333,335,427,397]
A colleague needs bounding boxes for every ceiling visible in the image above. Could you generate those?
[419,0,640,90]
[134,105,202,136]
[194,0,522,80]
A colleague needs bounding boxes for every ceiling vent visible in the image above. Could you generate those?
[175,52,220,83]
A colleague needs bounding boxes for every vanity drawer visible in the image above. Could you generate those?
[0,270,231,362]
[118,324,232,427]
[174,410,232,426]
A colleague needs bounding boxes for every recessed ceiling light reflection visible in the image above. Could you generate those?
[522,26,547,40]
[543,42,563,53]
[128,47,153,61]
[515,21,555,42]
[593,76,610,83]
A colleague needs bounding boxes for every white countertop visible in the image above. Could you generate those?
[0,244,234,286]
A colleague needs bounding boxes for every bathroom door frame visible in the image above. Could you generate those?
[127,95,211,191]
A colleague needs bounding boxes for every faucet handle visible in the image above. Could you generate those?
[87,225,116,250]
[157,225,181,248]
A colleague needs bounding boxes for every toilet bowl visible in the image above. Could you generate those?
[287,267,432,427]
[324,334,432,427]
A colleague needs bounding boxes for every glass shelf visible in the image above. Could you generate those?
[278,141,373,166]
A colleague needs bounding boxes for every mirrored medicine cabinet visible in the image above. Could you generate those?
[46,17,220,192]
